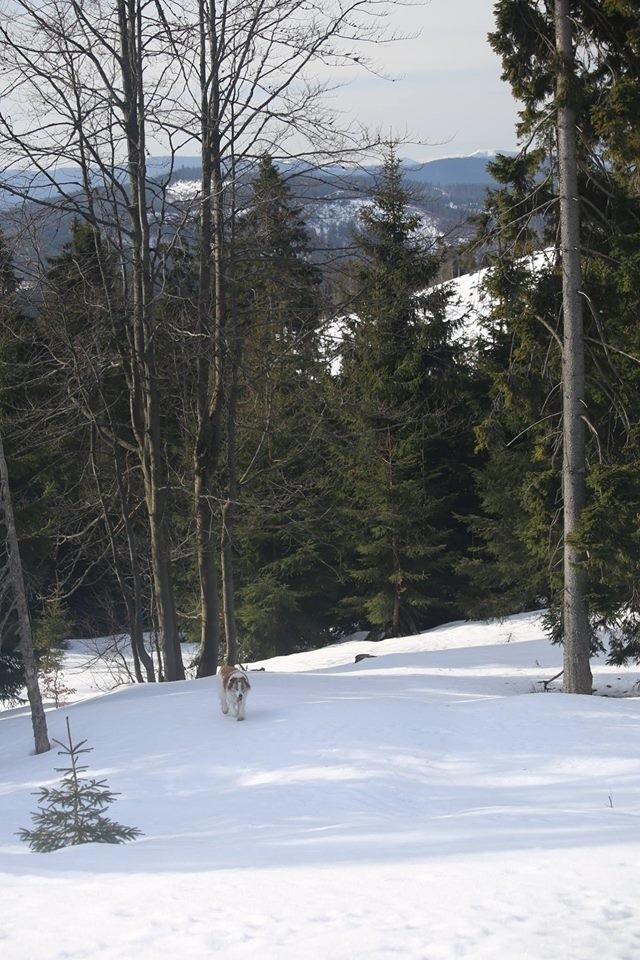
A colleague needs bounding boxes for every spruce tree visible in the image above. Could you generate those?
[232,156,343,657]
[34,594,76,707]
[339,147,476,637]
[474,1,640,677]
[18,717,142,852]
[36,220,158,679]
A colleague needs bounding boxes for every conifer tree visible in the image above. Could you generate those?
[475,1,640,680]
[18,717,142,852]
[340,147,475,637]
[232,157,344,657]
[34,594,76,707]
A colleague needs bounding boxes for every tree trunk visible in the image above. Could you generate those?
[194,468,220,677]
[555,0,593,695]
[117,0,184,681]
[194,1,227,676]
[221,324,240,665]
[90,426,156,683]
[0,433,50,754]
[193,107,219,676]
[114,446,156,682]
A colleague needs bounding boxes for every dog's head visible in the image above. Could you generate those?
[227,673,250,699]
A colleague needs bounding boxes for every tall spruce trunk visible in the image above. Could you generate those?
[118,0,184,681]
[0,433,49,754]
[555,0,593,695]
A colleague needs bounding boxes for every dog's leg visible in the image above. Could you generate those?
[236,692,245,721]
[218,676,229,714]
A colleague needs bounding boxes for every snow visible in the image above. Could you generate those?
[166,179,201,203]
[443,248,556,345]
[443,264,493,342]
[307,196,440,242]
[324,250,557,373]
[2,610,640,959]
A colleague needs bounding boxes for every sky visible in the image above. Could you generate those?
[0,0,520,169]
[337,0,521,160]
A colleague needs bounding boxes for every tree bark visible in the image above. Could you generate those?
[555,0,593,695]
[0,432,50,754]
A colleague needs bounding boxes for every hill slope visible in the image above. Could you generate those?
[1,611,639,960]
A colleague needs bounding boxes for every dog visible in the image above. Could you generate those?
[217,665,251,721]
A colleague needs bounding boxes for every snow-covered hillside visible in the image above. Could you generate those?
[307,196,440,244]
[443,248,556,346]
[2,611,640,960]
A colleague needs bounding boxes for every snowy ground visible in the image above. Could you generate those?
[2,610,640,959]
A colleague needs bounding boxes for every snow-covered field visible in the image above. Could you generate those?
[2,610,640,960]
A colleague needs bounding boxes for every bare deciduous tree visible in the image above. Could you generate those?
[0,0,188,679]
[0,0,397,677]
[177,0,393,671]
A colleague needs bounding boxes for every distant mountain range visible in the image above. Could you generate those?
[402,152,509,186]
[155,150,510,187]
[1,151,513,268]
[0,150,511,205]
[158,151,510,253]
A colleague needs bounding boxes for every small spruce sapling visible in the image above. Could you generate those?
[18,717,142,852]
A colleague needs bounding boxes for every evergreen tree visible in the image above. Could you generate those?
[34,593,76,707]
[18,717,142,852]
[473,1,640,673]
[339,147,476,637]
[464,246,564,619]
[232,156,345,657]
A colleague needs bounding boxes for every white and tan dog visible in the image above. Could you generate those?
[217,665,251,721]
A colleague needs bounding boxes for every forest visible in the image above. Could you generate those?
[1,0,640,726]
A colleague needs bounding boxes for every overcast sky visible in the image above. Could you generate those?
[336,0,521,160]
